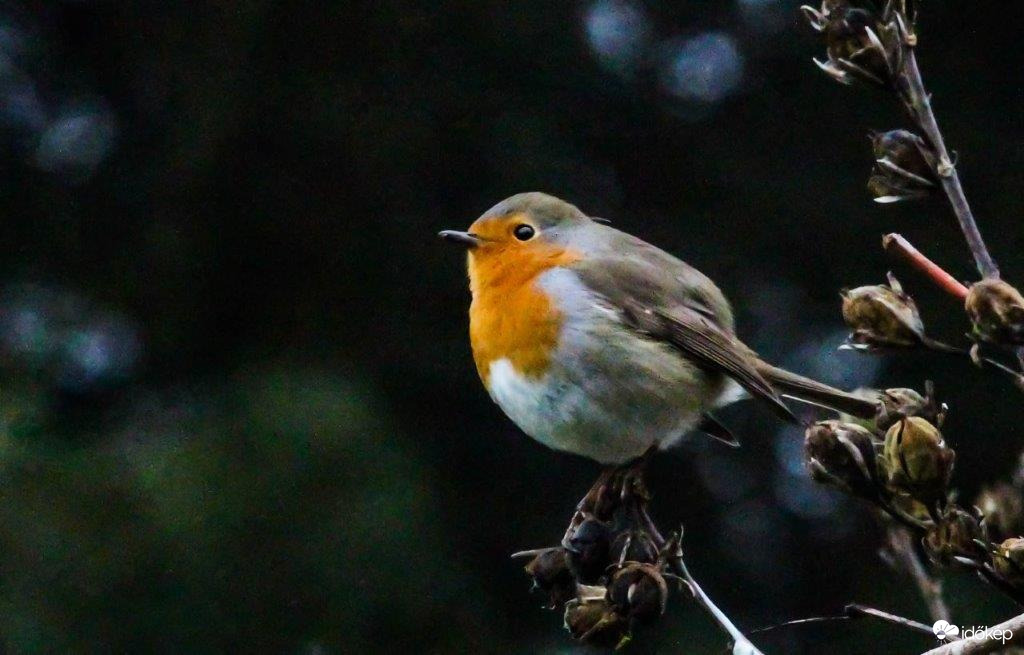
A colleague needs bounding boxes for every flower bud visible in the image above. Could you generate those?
[977,483,1024,543]
[965,279,1024,345]
[609,529,660,566]
[802,1,897,87]
[564,596,628,647]
[882,417,955,506]
[875,386,944,431]
[607,563,669,624]
[868,130,937,203]
[924,506,985,566]
[993,537,1024,588]
[566,517,613,584]
[804,420,880,497]
[841,275,925,348]
[524,547,575,608]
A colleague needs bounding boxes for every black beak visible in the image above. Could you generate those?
[438,230,481,248]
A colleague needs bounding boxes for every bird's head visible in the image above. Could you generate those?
[439,192,594,291]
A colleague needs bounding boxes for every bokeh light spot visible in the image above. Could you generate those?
[33,106,117,174]
[0,284,141,393]
[658,31,745,104]
[583,0,652,77]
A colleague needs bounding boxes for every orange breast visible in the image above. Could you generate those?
[468,245,581,386]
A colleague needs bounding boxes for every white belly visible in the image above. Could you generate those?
[481,268,737,464]
[486,351,728,464]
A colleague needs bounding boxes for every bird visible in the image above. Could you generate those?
[440,192,878,464]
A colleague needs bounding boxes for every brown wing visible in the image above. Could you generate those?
[572,255,797,423]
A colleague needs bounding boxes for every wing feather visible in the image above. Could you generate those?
[571,252,797,423]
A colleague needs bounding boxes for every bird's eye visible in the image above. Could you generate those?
[513,224,535,241]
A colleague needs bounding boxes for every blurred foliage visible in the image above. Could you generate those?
[0,367,499,652]
[0,1,1022,652]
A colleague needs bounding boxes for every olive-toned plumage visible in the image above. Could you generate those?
[441,192,877,463]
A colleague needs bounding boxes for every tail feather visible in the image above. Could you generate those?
[754,361,880,420]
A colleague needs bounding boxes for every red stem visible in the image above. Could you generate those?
[883,233,969,300]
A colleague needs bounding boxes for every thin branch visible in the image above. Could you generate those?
[751,603,935,638]
[884,525,951,623]
[850,337,1024,386]
[846,603,936,637]
[667,539,765,655]
[643,512,764,655]
[510,548,552,559]
[883,233,969,300]
[919,611,1024,655]
[965,345,1024,384]
[900,50,999,279]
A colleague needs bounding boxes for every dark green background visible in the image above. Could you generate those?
[0,1,1021,653]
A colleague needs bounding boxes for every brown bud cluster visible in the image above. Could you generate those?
[802,1,908,87]
[805,394,959,533]
[868,130,938,204]
[519,470,678,647]
[841,274,925,349]
[966,279,1024,345]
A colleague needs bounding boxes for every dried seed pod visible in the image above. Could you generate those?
[882,417,955,506]
[841,274,925,349]
[965,279,1024,345]
[868,130,938,203]
[609,529,660,566]
[802,1,898,87]
[875,385,945,431]
[977,483,1024,543]
[924,506,985,566]
[804,420,880,497]
[607,563,669,624]
[566,517,613,584]
[885,0,917,27]
[563,596,628,647]
[523,548,575,608]
[993,538,1024,588]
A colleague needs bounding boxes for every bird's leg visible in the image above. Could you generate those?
[562,445,658,549]
[618,444,657,504]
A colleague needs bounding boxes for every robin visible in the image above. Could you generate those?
[440,192,878,464]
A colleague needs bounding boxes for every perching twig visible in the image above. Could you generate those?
[883,233,969,301]
[518,457,769,650]
[899,50,999,280]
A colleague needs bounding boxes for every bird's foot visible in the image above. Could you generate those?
[616,444,656,504]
